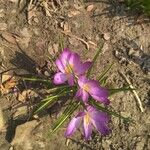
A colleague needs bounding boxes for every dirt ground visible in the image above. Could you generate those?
[0,0,150,150]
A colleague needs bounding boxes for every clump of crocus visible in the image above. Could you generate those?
[76,76,110,105]
[53,48,91,86]
[53,48,111,140]
[65,106,111,140]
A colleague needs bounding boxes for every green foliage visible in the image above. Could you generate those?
[126,0,150,15]
[49,101,80,136]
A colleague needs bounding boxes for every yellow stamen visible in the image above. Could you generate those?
[65,64,73,74]
[83,84,90,92]
[85,113,91,125]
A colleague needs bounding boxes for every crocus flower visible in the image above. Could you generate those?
[65,106,111,140]
[76,76,110,105]
[53,48,91,86]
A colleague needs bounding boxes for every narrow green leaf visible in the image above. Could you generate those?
[89,99,134,123]
[87,42,104,77]
[97,63,114,82]
[100,76,108,86]
[108,87,135,96]
[23,77,51,83]
[49,101,80,136]
[59,35,64,51]
[34,90,74,114]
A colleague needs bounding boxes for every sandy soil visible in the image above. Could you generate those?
[0,0,150,150]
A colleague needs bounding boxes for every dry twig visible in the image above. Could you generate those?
[119,71,144,113]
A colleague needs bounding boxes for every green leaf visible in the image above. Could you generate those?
[47,85,77,94]
[59,35,64,51]
[87,42,104,77]
[34,89,74,114]
[22,77,51,84]
[108,87,135,96]
[49,101,81,136]
[89,99,134,123]
[97,63,114,82]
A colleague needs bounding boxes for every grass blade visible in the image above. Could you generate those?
[108,87,135,96]
[89,99,134,123]
[34,89,74,114]
[23,77,51,83]
[49,101,80,136]
[97,63,114,82]
[87,42,104,77]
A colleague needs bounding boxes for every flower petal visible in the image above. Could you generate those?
[65,115,82,137]
[91,111,111,136]
[53,72,67,84]
[82,90,89,102]
[77,61,92,75]
[78,76,88,88]
[75,89,82,98]
[55,58,65,73]
[67,74,74,86]
[83,115,92,140]
[60,48,71,66]
[68,53,80,70]
[87,81,110,105]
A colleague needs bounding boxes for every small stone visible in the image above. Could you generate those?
[0,23,7,31]
[33,18,39,23]
[11,120,39,147]
[103,33,110,41]
[86,5,94,12]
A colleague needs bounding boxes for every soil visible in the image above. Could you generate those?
[0,0,150,150]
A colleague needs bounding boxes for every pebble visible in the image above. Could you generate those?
[0,23,7,31]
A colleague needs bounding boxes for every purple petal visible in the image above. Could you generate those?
[77,61,92,75]
[53,72,67,84]
[60,48,71,66]
[91,92,110,105]
[81,90,89,102]
[87,81,110,105]
[65,116,82,137]
[68,53,80,70]
[91,111,111,136]
[55,59,65,73]
[78,76,88,88]
[75,89,82,98]
[83,114,92,140]
[67,74,74,86]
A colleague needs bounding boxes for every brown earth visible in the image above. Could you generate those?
[0,0,150,150]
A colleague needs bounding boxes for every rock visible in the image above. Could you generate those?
[0,23,7,31]
[11,120,39,150]
[0,132,11,150]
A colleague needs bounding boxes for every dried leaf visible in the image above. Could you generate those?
[1,70,14,83]
[1,32,18,45]
[68,10,80,17]
[86,5,94,12]
[17,89,38,102]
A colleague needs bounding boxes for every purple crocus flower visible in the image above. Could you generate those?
[76,76,110,105]
[53,48,91,86]
[65,106,111,140]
